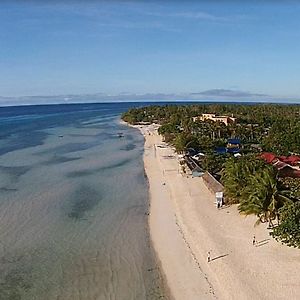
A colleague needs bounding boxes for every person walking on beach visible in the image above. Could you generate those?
[252,235,256,246]
[207,251,211,263]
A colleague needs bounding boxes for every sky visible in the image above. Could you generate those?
[1,1,300,104]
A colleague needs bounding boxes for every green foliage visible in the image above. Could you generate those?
[238,167,292,226]
[122,103,300,156]
[172,133,198,153]
[200,153,227,174]
[221,156,267,203]
[270,202,300,248]
[279,178,300,200]
[262,119,300,155]
[158,123,179,135]
[222,156,292,225]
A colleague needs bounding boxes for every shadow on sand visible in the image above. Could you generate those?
[210,254,229,262]
[255,239,270,247]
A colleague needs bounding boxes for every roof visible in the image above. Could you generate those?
[227,147,240,154]
[228,138,241,145]
[272,159,291,170]
[276,165,300,178]
[261,152,277,163]
[261,153,300,166]
[278,155,300,166]
[215,147,227,154]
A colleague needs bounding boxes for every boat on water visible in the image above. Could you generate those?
[118,132,124,138]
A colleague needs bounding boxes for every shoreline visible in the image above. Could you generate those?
[124,121,300,300]
[121,119,173,299]
[137,123,220,299]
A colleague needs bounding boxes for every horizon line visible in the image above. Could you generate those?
[2,99,300,108]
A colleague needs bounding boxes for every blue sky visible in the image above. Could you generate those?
[1,1,300,104]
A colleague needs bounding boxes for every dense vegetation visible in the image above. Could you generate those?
[222,156,293,226]
[122,104,300,248]
[122,104,300,155]
[271,202,300,248]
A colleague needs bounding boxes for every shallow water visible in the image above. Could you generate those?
[0,103,167,300]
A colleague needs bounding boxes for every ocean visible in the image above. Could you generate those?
[0,103,167,300]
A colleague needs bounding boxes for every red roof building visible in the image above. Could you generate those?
[278,155,300,166]
[260,153,300,178]
[260,152,277,164]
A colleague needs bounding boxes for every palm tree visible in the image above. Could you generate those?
[221,156,266,204]
[238,167,292,226]
[221,158,243,203]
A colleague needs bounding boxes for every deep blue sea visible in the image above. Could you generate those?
[0,102,168,300]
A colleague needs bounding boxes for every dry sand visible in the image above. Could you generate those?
[134,123,300,300]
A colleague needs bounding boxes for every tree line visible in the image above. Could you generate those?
[122,104,300,248]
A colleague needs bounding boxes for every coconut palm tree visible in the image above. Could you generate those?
[221,156,266,204]
[238,167,292,226]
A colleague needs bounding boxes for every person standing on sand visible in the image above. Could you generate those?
[252,235,256,246]
[207,251,211,262]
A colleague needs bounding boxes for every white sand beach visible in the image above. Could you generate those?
[136,124,300,300]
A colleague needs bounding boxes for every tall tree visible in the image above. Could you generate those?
[238,167,292,226]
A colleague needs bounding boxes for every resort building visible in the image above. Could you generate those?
[192,113,236,126]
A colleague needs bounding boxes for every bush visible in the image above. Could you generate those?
[270,202,300,248]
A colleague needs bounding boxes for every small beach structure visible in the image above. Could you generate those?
[215,191,224,208]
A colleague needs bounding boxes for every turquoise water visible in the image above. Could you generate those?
[0,103,166,299]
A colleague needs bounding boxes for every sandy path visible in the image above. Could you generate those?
[138,124,300,300]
